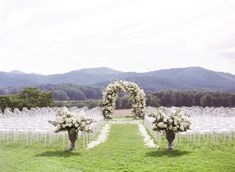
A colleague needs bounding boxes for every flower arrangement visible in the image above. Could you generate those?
[102,80,146,119]
[150,108,191,150]
[49,109,93,150]
[49,110,93,133]
[150,109,191,133]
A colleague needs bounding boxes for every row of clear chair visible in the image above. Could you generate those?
[145,107,235,146]
[0,107,105,146]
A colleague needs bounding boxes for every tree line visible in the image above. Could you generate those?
[2,84,235,108]
[56,91,235,108]
[146,91,235,107]
[38,84,102,100]
[0,84,102,101]
[1,87,235,111]
[0,88,54,111]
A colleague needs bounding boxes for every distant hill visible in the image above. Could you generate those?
[77,67,122,75]
[140,67,235,91]
[1,67,235,91]
[92,67,235,91]
[9,70,25,74]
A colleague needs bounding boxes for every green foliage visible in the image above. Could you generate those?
[56,90,235,109]
[116,96,132,109]
[38,84,102,101]
[1,84,235,109]
[146,94,160,107]
[0,124,234,171]
[149,90,235,107]
[0,88,55,111]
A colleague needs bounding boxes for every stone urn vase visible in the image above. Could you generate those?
[68,129,78,151]
[166,130,175,150]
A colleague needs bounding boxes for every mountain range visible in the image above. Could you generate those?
[1,67,235,91]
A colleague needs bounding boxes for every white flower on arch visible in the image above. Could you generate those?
[102,80,146,119]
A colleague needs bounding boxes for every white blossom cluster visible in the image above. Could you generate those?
[87,123,111,149]
[49,109,93,133]
[138,123,157,148]
[150,109,191,133]
[102,80,146,119]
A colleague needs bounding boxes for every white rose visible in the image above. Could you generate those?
[185,117,190,122]
[172,127,177,132]
[180,126,184,131]
[156,115,160,120]
[162,114,166,119]
[58,119,63,124]
[81,122,85,127]
[157,122,164,128]
[72,118,76,124]
[65,118,70,123]
[163,118,167,122]
[183,123,189,128]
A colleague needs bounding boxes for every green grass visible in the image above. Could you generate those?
[0,124,235,172]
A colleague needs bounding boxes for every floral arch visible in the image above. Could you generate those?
[101,80,146,119]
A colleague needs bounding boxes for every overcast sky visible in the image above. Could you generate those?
[0,0,235,75]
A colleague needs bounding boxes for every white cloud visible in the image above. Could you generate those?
[0,0,235,74]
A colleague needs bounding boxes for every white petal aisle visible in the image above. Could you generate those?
[87,123,111,149]
[138,123,158,148]
[87,119,158,149]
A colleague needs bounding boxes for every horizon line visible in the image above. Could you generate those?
[1,66,234,76]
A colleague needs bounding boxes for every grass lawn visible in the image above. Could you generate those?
[0,124,235,172]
